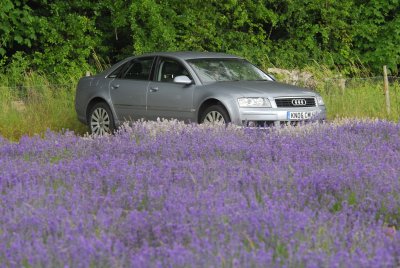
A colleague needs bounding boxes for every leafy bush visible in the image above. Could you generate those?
[1,1,399,75]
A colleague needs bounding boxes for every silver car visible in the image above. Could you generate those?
[75,52,326,134]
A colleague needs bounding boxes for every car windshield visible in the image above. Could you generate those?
[187,58,273,83]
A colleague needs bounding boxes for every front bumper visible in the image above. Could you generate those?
[236,106,327,126]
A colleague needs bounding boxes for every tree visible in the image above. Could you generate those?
[1,0,399,75]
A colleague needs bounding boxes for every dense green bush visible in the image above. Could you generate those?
[0,0,399,75]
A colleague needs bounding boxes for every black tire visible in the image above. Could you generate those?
[88,102,115,135]
[200,105,230,125]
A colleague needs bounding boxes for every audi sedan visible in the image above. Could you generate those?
[75,52,326,134]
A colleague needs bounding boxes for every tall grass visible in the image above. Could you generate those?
[0,69,399,141]
[0,72,87,141]
[319,78,400,122]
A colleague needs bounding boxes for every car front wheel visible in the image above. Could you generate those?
[88,102,115,135]
[201,105,230,125]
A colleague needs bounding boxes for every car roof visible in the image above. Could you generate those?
[99,51,244,77]
[139,51,242,60]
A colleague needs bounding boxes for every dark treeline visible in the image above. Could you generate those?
[1,0,399,76]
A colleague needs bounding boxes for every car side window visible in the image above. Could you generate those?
[108,57,154,80]
[157,59,191,83]
[122,57,154,80]
[108,64,126,78]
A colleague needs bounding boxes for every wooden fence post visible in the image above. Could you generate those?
[383,66,390,115]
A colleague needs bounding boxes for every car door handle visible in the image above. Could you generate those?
[111,84,120,90]
[149,87,159,92]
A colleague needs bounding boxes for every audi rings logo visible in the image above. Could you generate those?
[292,99,307,106]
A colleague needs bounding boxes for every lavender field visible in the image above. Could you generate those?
[0,120,399,267]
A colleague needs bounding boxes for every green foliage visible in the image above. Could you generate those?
[1,0,100,75]
[130,0,178,54]
[31,11,97,74]
[269,0,356,68]
[125,0,272,63]
[0,1,399,75]
[352,0,400,74]
[0,0,37,56]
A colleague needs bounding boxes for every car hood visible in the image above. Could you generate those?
[204,81,317,98]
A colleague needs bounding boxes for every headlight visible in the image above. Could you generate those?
[316,96,325,106]
[238,97,271,108]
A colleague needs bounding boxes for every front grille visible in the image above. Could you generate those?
[275,97,316,107]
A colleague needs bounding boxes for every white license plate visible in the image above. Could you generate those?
[287,111,316,120]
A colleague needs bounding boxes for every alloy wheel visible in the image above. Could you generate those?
[90,107,111,135]
[203,111,226,124]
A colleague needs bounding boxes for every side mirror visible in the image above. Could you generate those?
[173,75,193,85]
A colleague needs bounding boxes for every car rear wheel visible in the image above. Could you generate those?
[88,102,115,135]
[201,105,230,125]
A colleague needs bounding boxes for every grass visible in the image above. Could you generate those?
[0,72,87,140]
[320,78,400,122]
[0,70,399,141]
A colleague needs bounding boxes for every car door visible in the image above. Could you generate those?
[146,57,196,122]
[109,57,155,121]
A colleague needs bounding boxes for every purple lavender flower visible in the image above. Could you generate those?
[0,120,399,267]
